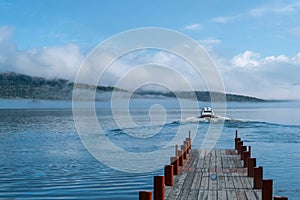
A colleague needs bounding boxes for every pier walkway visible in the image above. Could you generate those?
[139,132,288,200]
[164,149,261,200]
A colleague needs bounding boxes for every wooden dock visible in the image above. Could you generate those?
[139,131,288,200]
[164,149,261,200]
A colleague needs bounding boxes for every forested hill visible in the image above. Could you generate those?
[0,72,266,102]
[0,72,121,100]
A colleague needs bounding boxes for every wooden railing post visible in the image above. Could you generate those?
[139,191,152,200]
[247,158,256,177]
[164,165,174,186]
[240,146,247,160]
[170,156,179,175]
[154,176,164,200]
[243,151,250,167]
[253,166,263,189]
[181,144,187,160]
[262,179,273,200]
[178,150,184,166]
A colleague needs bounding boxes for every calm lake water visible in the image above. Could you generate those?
[0,99,299,199]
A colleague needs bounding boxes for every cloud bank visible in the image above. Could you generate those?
[219,51,300,100]
[0,26,299,100]
[0,26,84,80]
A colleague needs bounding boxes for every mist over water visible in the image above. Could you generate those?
[0,99,299,199]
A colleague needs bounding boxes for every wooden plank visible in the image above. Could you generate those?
[232,176,244,189]
[209,174,217,190]
[254,190,262,200]
[187,189,199,200]
[226,189,237,199]
[224,174,235,189]
[240,177,252,189]
[207,190,217,200]
[177,188,191,199]
[218,190,227,200]
[217,175,226,190]
[182,170,196,189]
[190,171,202,189]
[245,190,259,200]
[235,191,247,200]
[197,189,208,200]
[199,176,209,190]
[163,149,264,200]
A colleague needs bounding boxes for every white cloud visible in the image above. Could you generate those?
[101,50,207,91]
[231,51,260,67]
[218,51,300,100]
[0,26,84,80]
[212,16,232,23]
[213,1,300,24]
[249,1,300,17]
[197,39,221,53]
[0,26,14,43]
[1,26,300,100]
[183,24,202,30]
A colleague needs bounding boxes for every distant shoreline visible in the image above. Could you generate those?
[0,72,286,102]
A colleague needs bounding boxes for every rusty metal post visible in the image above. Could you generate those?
[181,144,187,160]
[139,191,152,200]
[247,158,256,177]
[253,166,263,189]
[240,146,247,160]
[188,131,192,150]
[262,179,273,200]
[184,140,189,154]
[248,146,251,158]
[243,151,250,167]
[170,156,179,175]
[178,150,184,166]
[164,165,174,186]
[154,176,164,200]
[235,137,240,150]
[237,141,243,154]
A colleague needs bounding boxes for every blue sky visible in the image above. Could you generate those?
[1,0,300,99]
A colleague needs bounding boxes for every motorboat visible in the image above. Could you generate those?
[199,107,215,118]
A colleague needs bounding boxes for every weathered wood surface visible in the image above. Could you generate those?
[165,149,262,200]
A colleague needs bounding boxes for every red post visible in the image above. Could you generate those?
[262,179,273,200]
[181,145,187,160]
[188,131,192,150]
[273,196,288,200]
[235,137,241,150]
[248,146,251,158]
[170,156,179,175]
[253,166,263,189]
[187,139,191,152]
[237,141,243,154]
[235,130,238,138]
[240,146,247,160]
[243,151,250,167]
[247,158,256,177]
[164,165,174,186]
[178,150,184,166]
[154,176,164,200]
[139,191,152,200]
[184,140,189,154]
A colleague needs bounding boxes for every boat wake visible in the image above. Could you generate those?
[181,115,245,123]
